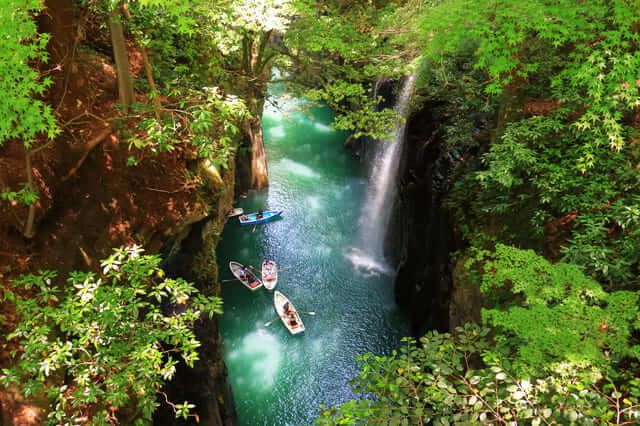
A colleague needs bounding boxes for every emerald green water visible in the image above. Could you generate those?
[217,93,410,425]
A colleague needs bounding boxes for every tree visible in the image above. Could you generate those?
[410,0,640,288]
[1,245,223,424]
[0,0,59,238]
[201,0,301,189]
[286,0,411,139]
[198,0,410,188]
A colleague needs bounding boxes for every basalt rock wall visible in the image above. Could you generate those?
[392,105,457,337]
[153,161,239,426]
[390,94,493,337]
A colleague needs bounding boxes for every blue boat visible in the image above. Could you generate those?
[238,210,283,225]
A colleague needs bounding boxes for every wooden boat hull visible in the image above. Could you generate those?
[274,291,304,335]
[238,210,283,226]
[261,260,278,290]
[229,261,262,291]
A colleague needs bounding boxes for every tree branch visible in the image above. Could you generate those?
[62,127,112,182]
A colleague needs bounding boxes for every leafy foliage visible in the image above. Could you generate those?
[478,244,640,372]
[121,0,413,143]
[317,324,640,425]
[0,0,59,209]
[451,111,640,285]
[1,246,222,425]
[0,184,39,206]
[0,0,58,147]
[128,87,248,165]
[416,2,640,280]
[414,0,640,150]
[287,1,412,139]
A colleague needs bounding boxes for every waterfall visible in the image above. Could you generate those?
[348,73,417,275]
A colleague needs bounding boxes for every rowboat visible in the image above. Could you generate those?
[274,291,305,335]
[229,261,262,291]
[261,260,278,290]
[227,207,244,217]
[238,210,283,226]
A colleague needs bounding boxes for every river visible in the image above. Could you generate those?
[217,91,410,425]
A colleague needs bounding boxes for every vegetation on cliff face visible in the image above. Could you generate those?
[0,0,59,237]
[319,0,640,424]
[0,0,410,423]
[319,324,639,425]
[2,0,640,424]
[2,246,222,424]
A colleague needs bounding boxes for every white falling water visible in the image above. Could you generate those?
[348,73,417,275]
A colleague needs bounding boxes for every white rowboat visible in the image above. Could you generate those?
[261,260,278,290]
[227,207,244,217]
[274,291,304,335]
[229,261,262,291]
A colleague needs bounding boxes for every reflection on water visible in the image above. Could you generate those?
[217,92,409,425]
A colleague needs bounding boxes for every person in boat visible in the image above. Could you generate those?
[256,209,264,219]
[283,302,297,326]
[240,266,250,281]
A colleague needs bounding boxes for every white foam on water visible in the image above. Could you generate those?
[314,122,332,133]
[302,339,330,365]
[270,125,286,139]
[315,243,332,258]
[306,195,323,210]
[262,110,280,121]
[278,158,320,179]
[229,329,282,391]
[345,247,393,277]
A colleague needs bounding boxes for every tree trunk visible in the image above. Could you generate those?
[239,34,273,191]
[246,117,269,190]
[23,152,37,239]
[140,47,162,120]
[108,7,134,111]
[121,3,162,120]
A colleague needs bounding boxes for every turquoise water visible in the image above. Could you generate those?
[217,93,410,425]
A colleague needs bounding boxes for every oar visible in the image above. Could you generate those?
[285,309,316,316]
[276,266,290,272]
[264,316,280,327]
